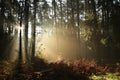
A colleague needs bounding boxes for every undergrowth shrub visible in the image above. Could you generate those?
[40,59,108,80]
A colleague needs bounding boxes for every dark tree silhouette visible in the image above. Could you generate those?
[31,0,37,60]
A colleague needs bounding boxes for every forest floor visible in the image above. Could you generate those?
[0,57,120,80]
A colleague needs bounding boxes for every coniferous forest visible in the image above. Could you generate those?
[0,0,120,80]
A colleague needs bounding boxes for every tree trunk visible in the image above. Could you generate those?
[59,0,63,27]
[0,0,5,36]
[91,0,98,29]
[31,0,37,60]
[24,0,29,61]
[52,0,57,25]
[76,0,80,26]
[66,0,69,28]
[71,1,75,28]
[18,0,23,60]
